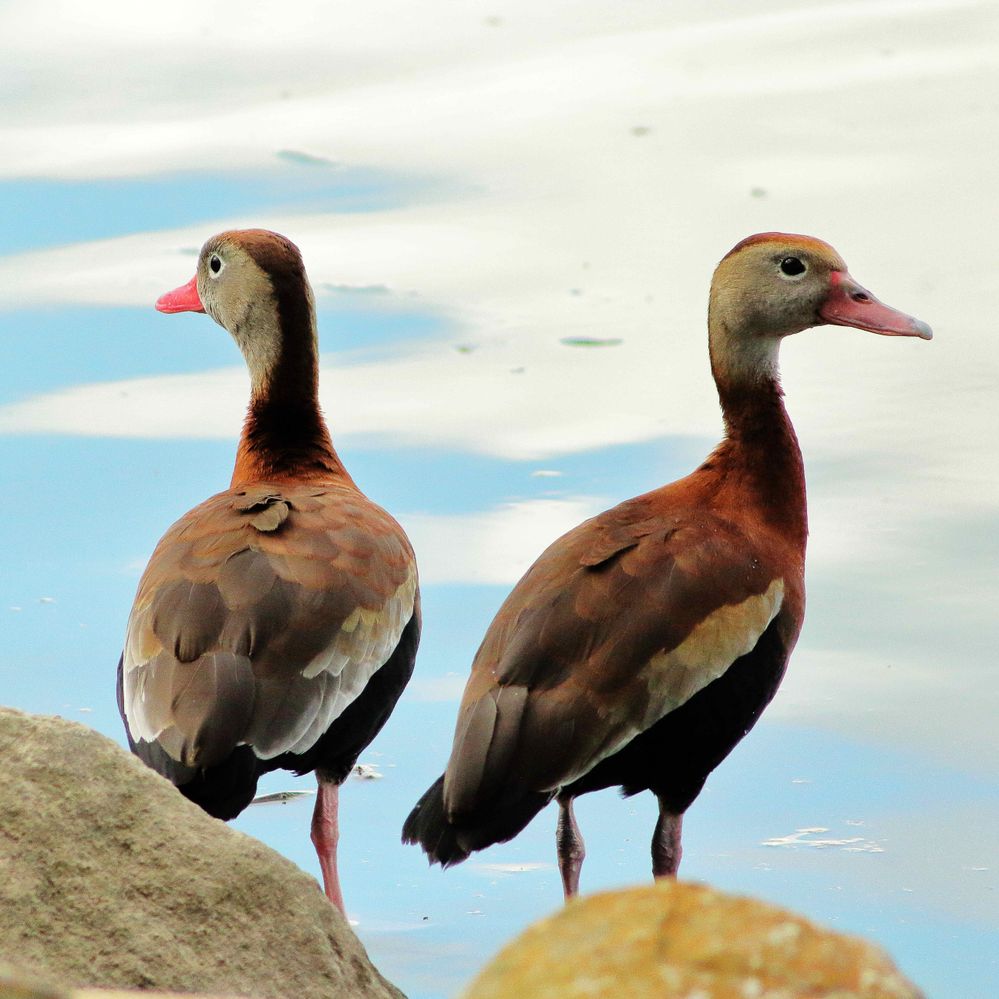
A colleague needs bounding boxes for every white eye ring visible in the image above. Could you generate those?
[208,254,224,278]
[777,256,807,280]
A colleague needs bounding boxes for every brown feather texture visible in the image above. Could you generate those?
[403,232,930,899]
[120,229,420,912]
[122,483,417,765]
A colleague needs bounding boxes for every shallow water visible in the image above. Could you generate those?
[3,3,999,996]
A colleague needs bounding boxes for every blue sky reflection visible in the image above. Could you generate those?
[3,3,999,997]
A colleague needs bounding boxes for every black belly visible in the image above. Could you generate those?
[564,615,792,813]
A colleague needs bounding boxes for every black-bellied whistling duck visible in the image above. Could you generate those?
[117,229,420,913]
[403,232,930,898]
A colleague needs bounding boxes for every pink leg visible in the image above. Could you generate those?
[311,776,345,913]
[652,799,683,879]
[556,797,586,901]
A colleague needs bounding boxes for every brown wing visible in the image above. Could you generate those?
[442,497,787,818]
[121,481,418,768]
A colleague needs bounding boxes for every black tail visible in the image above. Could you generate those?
[402,775,468,866]
[402,773,555,865]
[117,651,261,821]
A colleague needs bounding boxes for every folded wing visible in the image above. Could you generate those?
[121,482,417,770]
[441,504,784,820]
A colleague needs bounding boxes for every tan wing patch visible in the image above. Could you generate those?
[246,562,418,758]
[120,481,419,766]
[533,577,786,789]
[641,577,785,726]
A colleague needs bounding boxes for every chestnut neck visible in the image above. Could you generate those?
[705,375,808,552]
[230,284,351,489]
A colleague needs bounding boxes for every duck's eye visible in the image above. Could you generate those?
[209,254,223,276]
[779,256,806,278]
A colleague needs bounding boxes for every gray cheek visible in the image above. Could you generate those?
[197,282,222,326]
[204,286,240,333]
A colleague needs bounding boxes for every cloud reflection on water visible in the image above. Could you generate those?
[2,2,998,997]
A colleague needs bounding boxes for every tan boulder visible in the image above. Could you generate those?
[463,880,922,999]
[0,961,237,997]
[0,707,402,999]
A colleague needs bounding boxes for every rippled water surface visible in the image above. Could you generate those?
[2,3,998,996]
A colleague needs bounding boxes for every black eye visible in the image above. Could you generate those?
[209,255,222,274]
[779,256,806,277]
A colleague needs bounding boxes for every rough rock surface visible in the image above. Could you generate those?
[0,708,403,999]
[0,961,237,997]
[463,880,923,999]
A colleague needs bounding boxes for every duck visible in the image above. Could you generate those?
[117,229,420,913]
[402,232,930,898]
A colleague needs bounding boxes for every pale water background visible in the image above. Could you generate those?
[2,2,998,996]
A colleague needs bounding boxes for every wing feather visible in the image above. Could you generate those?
[443,504,788,818]
[122,480,418,768]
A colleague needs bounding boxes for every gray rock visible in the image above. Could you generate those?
[0,708,403,999]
